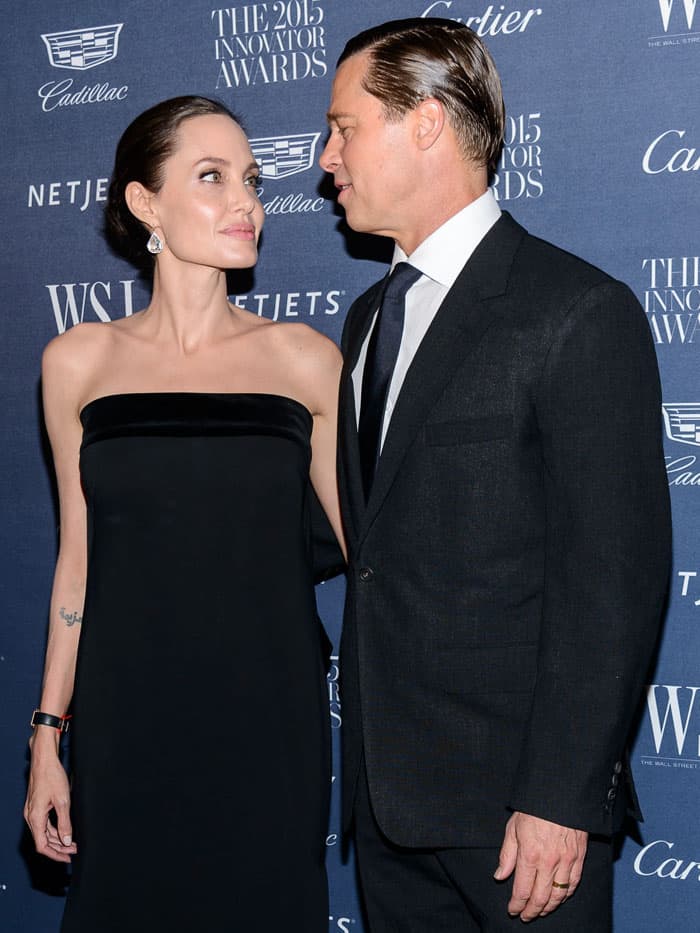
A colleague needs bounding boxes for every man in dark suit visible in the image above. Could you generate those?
[319,18,671,931]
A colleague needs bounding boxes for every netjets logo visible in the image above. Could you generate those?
[658,0,698,32]
[663,404,700,446]
[41,24,123,70]
[250,133,320,179]
[640,685,700,769]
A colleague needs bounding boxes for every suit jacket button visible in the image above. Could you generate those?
[614,760,623,774]
[611,774,619,787]
[607,788,616,801]
[359,567,374,582]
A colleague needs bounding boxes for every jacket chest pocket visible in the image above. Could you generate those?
[425,415,513,446]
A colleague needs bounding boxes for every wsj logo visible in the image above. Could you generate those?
[491,113,543,202]
[640,685,700,766]
[649,0,700,46]
[643,131,700,174]
[42,24,122,70]
[420,3,543,35]
[249,132,326,215]
[38,23,128,112]
[46,281,135,334]
[212,1,327,87]
[634,840,700,880]
[642,256,700,344]
[657,0,699,33]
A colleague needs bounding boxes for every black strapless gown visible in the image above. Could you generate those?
[61,393,330,933]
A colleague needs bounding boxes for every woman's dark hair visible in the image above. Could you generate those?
[105,95,241,266]
[338,18,505,173]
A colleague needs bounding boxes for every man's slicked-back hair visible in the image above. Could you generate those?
[338,18,505,172]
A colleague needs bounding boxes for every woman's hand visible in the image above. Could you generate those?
[25,735,77,863]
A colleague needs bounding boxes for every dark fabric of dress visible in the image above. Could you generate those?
[61,393,331,933]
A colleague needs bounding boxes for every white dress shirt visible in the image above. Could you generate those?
[352,189,502,448]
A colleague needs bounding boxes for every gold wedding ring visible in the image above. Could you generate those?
[552,881,570,890]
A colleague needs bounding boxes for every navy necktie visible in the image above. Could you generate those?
[358,262,422,500]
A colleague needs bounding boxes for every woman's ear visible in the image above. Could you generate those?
[125,181,158,228]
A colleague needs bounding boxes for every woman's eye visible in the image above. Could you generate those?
[245,175,261,191]
[200,169,222,183]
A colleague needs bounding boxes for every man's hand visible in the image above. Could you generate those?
[493,811,588,922]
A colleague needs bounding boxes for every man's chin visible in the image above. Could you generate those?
[342,210,376,236]
[337,205,390,240]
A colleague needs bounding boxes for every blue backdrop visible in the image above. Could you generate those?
[2,2,699,930]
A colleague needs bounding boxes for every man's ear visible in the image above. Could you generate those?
[125,181,158,228]
[414,98,446,151]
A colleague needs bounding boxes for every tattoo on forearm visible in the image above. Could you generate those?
[59,607,82,627]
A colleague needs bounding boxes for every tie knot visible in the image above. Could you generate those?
[383,262,422,305]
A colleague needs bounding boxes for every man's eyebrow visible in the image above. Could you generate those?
[326,111,354,124]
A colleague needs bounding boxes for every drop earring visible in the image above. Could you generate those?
[146,230,163,255]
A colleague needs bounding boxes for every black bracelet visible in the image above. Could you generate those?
[30,710,71,734]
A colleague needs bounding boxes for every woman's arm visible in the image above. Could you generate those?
[305,333,347,561]
[24,335,89,862]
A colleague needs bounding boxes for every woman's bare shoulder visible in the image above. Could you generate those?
[267,321,341,367]
[42,323,115,401]
[43,321,114,362]
[268,323,342,415]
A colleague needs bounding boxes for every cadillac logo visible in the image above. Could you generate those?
[663,403,700,447]
[41,24,123,71]
[250,133,320,179]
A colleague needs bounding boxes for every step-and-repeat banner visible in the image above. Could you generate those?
[1,2,698,930]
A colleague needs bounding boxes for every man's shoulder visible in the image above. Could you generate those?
[492,213,634,319]
[499,212,616,287]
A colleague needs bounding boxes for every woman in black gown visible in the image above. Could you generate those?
[24,96,344,932]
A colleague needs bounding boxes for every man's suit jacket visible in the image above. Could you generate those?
[338,211,671,849]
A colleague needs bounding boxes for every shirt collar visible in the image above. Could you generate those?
[391,189,501,289]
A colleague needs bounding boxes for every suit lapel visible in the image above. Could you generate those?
[338,277,387,548]
[359,212,526,539]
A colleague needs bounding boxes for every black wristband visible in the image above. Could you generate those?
[30,710,71,734]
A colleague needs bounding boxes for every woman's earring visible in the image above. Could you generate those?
[146,230,163,255]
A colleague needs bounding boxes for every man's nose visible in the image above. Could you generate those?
[319,136,340,173]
